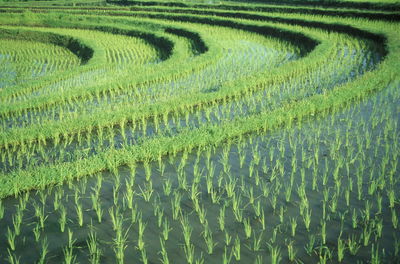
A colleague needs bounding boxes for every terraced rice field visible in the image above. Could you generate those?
[0,0,399,263]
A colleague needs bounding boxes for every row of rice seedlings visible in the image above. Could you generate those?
[0,17,296,131]
[0,15,207,105]
[0,5,304,110]
[0,38,80,85]
[0,30,378,174]
[0,20,164,105]
[1,13,382,156]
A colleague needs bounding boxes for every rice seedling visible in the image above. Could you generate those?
[87,229,102,264]
[243,217,252,239]
[267,243,282,264]
[225,231,232,246]
[233,236,241,261]
[38,237,49,264]
[6,247,21,264]
[63,229,77,264]
[138,216,147,251]
[286,240,297,262]
[159,238,169,264]
[347,234,361,256]
[248,232,263,252]
[6,227,16,251]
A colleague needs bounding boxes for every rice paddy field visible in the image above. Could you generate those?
[0,0,399,263]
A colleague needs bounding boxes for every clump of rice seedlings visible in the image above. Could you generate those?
[267,243,282,264]
[33,222,41,242]
[0,200,4,220]
[113,224,130,264]
[222,246,232,264]
[139,182,154,202]
[59,204,67,233]
[392,209,398,229]
[232,236,241,261]
[290,217,297,237]
[202,223,216,254]
[286,240,297,262]
[33,201,47,229]
[370,244,380,264]
[218,205,225,232]
[337,236,346,262]
[75,202,84,227]
[163,179,172,197]
[12,208,23,236]
[162,218,172,241]
[109,205,123,232]
[6,245,20,264]
[87,228,102,264]
[304,234,316,256]
[347,234,360,256]
[38,237,49,264]
[6,227,16,251]
[249,232,263,252]
[137,215,147,252]
[243,217,252,239]
[159,238,169,264]
[63,229,77,264]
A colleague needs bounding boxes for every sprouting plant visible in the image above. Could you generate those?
[113,225,130,264]
[138,216,147,251]
[202,224,216,254]
[362,222,373,246]
[260,208,266,230]
[287,240,297,262]
[33,222,41,242]
[63,241,76,264]
[183,243,195,264]
[38,236,49,264]
[87,229,102,264]
[33,201,47,229]
[290,217,297,237]
[59,204,67,233]
[123,186,134,210]
[304,234,315,256]
[267,243,281,264]
[352,209,358,229]
[109,206,123,232]
[233,236,241,261]
[163,179,172,197]
[243,217,252,239]
[139,182,154,202]
[7,249,20,264]
[159,238,169,264]
[392,208,398,229]
[303,208,312,231]
[371,244,380,264]
[321,220,327,245]
[347,234,360,256]
[75,202,84,227]
[12,209,23,236]
[222,246,232,264]
[162,218,172,241]
[7,227,16,251]
[337,236,345,263]
[0,200,4,220]
[250,232,263,252]
[218,205,225,232]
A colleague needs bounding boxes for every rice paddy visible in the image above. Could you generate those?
[0,0,399,263]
